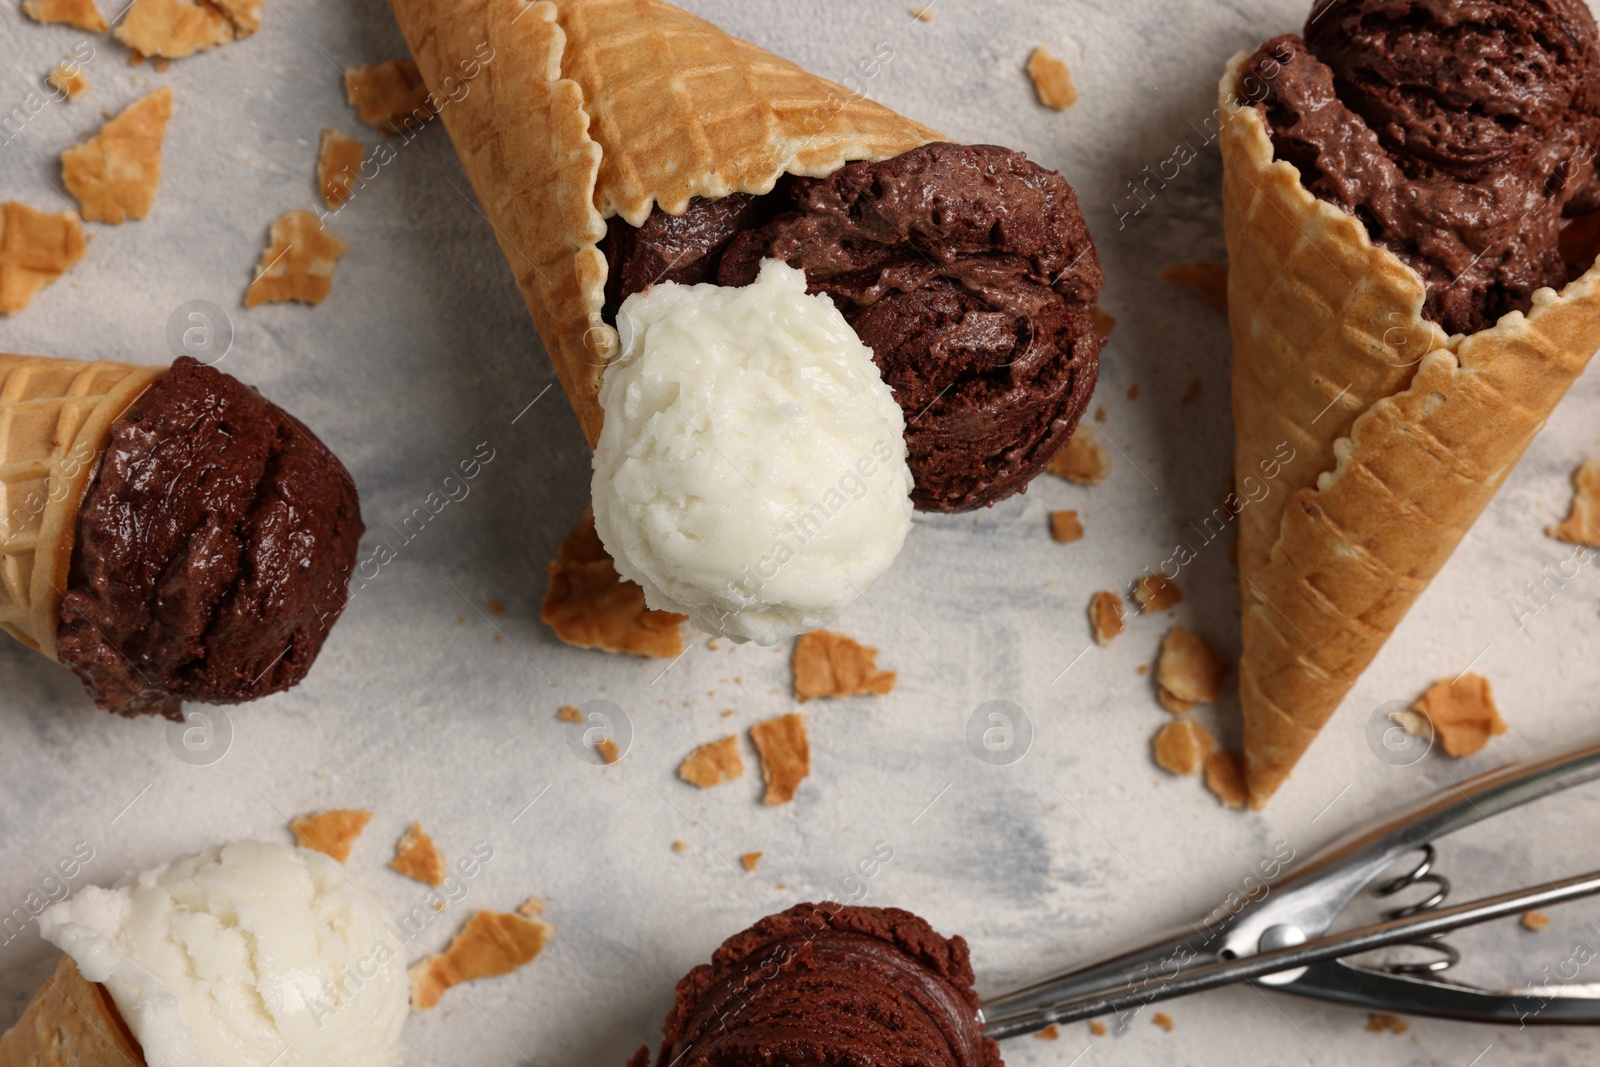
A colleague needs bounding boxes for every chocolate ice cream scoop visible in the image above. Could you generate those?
[601,142,1104,512]
[1246,0,1600,335]
[628,903,1002,1067]
[56,357,363,718]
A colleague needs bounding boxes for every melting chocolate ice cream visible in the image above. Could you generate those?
[1244,0,1600,335]
[57,357,363,718]
[602,142,1104,512]
[628,903,1002,1067]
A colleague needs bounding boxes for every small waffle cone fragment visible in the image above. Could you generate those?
[1219,54,1600,806]
[47,64,90,101]
[1411,673,1506,758]
[317,129,367,208]
[679,735,743,787]
[391,822,447,885]
[1548,457,1600,548]
[0,203,88,316]
[791,630,895,701]
[0,954,145,1067]
[289,808,372,862]
[409,909,553,1010]
[386,0,940,447]
[62,88,173,225]
[245,210,348,307]
[345,60,433,135]
[22,0,106,32]
[114,0,234,60]
[751,712,808,806]
[540,506,685,657]
[0,354,164,659]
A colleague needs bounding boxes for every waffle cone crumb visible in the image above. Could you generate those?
[679,736,744,787]
[1412,674,1506,758]
[0,201,87,315]
[391,822,446,886]
[1027,46,1078,110]
[792,630,895,700]
[1153,718,1217,775]
[290,808,372,862]
[1049,510,1084,543]
[1204,750,1246,810]
[751,713,809,806]
[317,129,367,208]
[1089,591,1124,645]
[346,60,433,135]
[540,507,687,657]
[1048,424,1111,485]
[1157,626,1229,710]
[1548,457,1600,548]
[245,210,349,307]
[409,909,553,1010]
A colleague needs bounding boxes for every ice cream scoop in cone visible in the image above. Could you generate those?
[1219,51,1600,807]
[385,0,940,447]
[0,955,145,1067]
[0,353,163,660]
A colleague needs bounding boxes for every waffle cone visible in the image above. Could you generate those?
[1220,53,1600,807]
[0,353,163,660]
[386,0,941,447]
[0,955,145,1067]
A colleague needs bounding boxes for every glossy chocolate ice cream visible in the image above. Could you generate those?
[57,357,363,718]
[628,903,1002,1067]
[1244,0,1600,335]
[601,142,1104,512]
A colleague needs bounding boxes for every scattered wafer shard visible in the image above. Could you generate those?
[1153,718,1216,776]
[345,60,433,135]
[409,909,554,1011]
[556,705,584,723]
[1411,674,1506,758]
[114,0,253,60]
[1048,424,1111,485]
[47,63,89,101]
[679,736,744,787]
[1204,750,1246,809]
[1027,46,1077,110]
[540,507,687,658]
[317,129,367,208]
[751,713,809,806]
[1088,591,1123,645]
[245,210,349,307]
[0,201,86,315]
[517,896,546,917]
[792,630,895,701]
[740,851,762,872]
[596,737,620,764]
[1049,510,1084,543]
[391,822,446,886]
[61,88,173,224]
[289,808,372,862]
[1152,1012,1175,1032]
[1134,573,1183,612]
[1366,1013,1408,1035]
[1548,458,1600,548]
[1157,626,1228,713]
[1160,263,1228,311]
[1036,1024,1059,1040]
[22,0,105,31]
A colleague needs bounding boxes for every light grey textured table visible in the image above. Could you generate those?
[4,1,1600,1064]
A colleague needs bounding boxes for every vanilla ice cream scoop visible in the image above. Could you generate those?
[592,259,915,643]
[37,841,407,1067]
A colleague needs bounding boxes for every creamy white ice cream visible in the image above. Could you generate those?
[592,259,915,643]
[37,841,407,1067]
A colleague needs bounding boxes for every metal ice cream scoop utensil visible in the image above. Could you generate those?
[981,739,1600,1037]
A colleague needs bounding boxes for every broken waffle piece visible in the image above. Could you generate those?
[1157,626,1228,711]
[245,210,349,307]
[47,63,90,101]
[22,0,105,31]
[792,630,895,701]
[1153,718,1217,776]
[1049,510,1084,543]
[408,909,554,1011]
[1522,910,1551,932]
[1548,457,1600,548]
[1203,750,1246,810]
[1134,573,1183,612]
[1366,1013,1408,1035]
[517,896,546,917]
[0,201,87,316]
[1047,424,1111,485]
[1411,674,1507,758]
[289,808,372,862]
[1035,1024,1059,1040]
[211,0,263,35]
[556,705,584,723]
[1026,46,1078,110]
[346,60,433,135]
[317,128,367,209]
[740,851,762,872]
[751,713,809,806]
[114,0,232,59]
[1159,262,1228,311]
[679,736,744,788]
[390,823,446,886]
[1088,591,1124,645]
[596,737,621,764]
[540,507,687,657]
[1152,1012,1175,1032]
[61,87,172,225]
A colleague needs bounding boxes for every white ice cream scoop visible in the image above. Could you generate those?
[592,259,915,644]
[37,840,408,1067]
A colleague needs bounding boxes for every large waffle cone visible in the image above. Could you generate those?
[0,353,163,660]
[1219,52,1600,807]
[387,0,941,447]
[0,955,145,1067]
